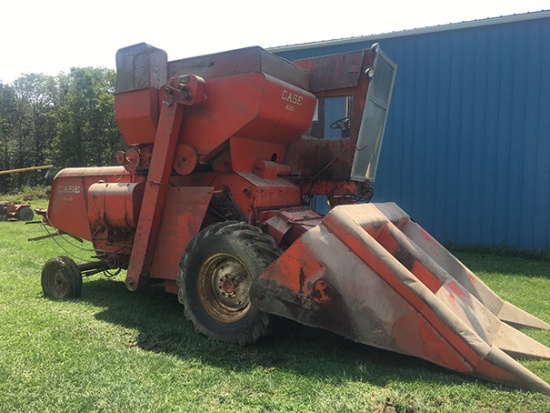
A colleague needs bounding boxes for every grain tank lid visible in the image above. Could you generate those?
[115,43,168,93]
[167,46,310,90]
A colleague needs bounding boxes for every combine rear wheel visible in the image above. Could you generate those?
[41,256,82,299]
[178,221,280,345]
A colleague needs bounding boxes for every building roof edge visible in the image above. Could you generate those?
[268,10,550,53]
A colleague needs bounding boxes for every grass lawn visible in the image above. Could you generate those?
[0,201,549,412]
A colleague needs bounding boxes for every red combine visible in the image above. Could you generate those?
[41,43,550,395]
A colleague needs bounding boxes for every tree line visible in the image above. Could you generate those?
[0,68,125,194]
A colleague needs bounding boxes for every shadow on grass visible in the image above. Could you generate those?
[78,276,498,392]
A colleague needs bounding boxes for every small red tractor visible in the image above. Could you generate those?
[40,43,549,395]
[0,201,34,221]
[0,165,53,221]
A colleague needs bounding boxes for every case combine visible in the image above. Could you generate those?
[40,43,549,395]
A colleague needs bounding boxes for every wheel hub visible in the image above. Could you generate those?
[212,259,250,311]
[221,277,236,294]
[197,253,253,323]
[50,271,69,297]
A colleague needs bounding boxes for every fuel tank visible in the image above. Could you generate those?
[87,182,145,230]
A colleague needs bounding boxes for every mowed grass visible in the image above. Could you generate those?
[0,203,549,412]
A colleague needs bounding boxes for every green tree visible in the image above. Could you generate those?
[12,74,59,186]
[51,67,120,167]
[1,67,123,193]
[0,82,18,193]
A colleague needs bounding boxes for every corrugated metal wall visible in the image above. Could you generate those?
[276,14,550,250]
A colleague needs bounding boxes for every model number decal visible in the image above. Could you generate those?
[58,185,81,194]
[281,90,303,106]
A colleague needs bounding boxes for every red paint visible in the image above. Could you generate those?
[372,225,400,255]
[125,93,186,290]
[411,261,443,293]
[48,166,135,241]
[419,226,441,257]
[393,312,474,373]
[467,272,479,286]
[446,280,468,300]
[322,211,482,365]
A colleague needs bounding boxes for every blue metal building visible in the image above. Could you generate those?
[273,11,550,251]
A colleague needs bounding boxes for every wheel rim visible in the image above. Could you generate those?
[197,253,252,323]
[20,209,33,221]
[47,268,70,298]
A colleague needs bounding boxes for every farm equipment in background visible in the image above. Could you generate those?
[0,165,53,177]
[0,165,53,221]
[39,43,550,395]
[0,201,34,221]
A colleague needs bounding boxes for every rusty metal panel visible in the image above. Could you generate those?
[178,73,316,161]
[115,43,168,93]
[168,46,309,90]
[125,98,185,290]
[237,172,301,208]
[149,186,213,281]
[87,182,145,230]
[294,50,366,92]
[47,166,132,241]
[114,43,168,145]
[376,202,550,330]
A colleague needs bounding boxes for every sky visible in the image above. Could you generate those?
[1,0,550,83]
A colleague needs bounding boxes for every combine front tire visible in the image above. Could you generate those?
[178,221,280,345]
[41,256,82,299]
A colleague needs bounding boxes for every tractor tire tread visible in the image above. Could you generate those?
[177,221,280,345]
